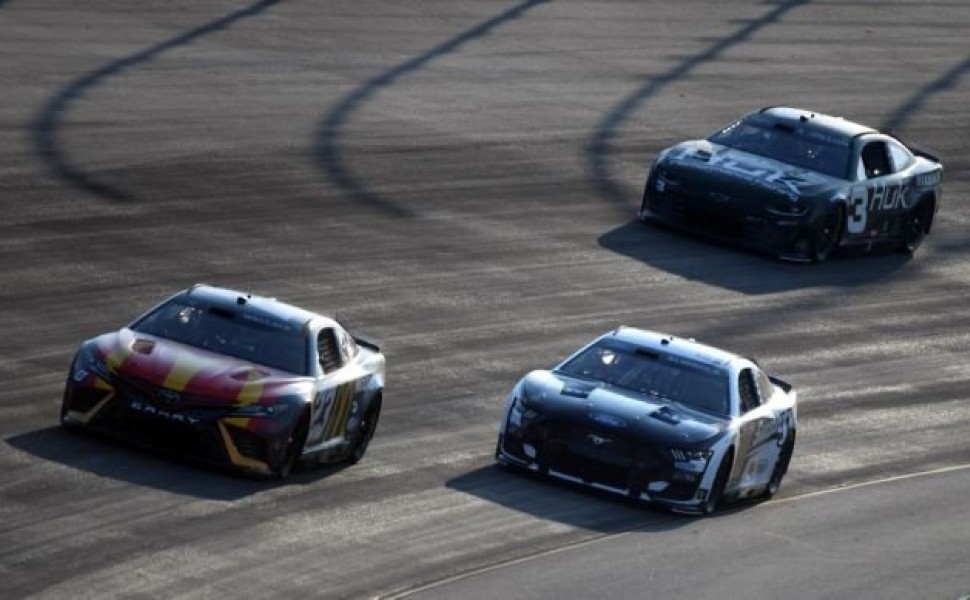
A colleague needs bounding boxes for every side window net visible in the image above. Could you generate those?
[861,142,892,178]
[318,329,342,373]
[739,369,760,414]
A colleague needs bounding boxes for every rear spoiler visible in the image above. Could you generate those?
[769,375,793,394]
[887,133,941,164]
[352,333,381,353]
[910,146,941,164]
[335,317,382,353]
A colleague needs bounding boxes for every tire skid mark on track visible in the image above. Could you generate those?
[882,51,970,132]
[31,0,280,202]
[587,0,810,205]
[314,0,549,218]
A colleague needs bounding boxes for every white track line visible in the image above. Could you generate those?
[383,462,970,599]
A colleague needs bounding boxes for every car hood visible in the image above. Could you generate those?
[522,370,728,447]
[660,140,841,203]
[88,329,313,405]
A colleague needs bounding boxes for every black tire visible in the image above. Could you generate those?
[900,200,933,254]
[274,410,309,479]
[59,386,70,424]
[763,431,796,499]
[702,452,733,515]
[346,397,381,465]
[810,206,844,263]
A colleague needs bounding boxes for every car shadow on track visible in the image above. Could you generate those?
[5,426,347,501]
[599,220,914,295]
[447,464,698,533]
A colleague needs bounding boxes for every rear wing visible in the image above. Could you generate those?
[335,317,382,353]
[910,146,941,164]
[769,375,793,394]
[352,333,381,353]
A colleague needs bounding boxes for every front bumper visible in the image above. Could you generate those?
[497,422,713,514]
[62,372,298,476]
[640,175,820,262]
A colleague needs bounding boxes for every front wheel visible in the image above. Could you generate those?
[810,206,844,263]
[702,453,733,515]
[346,397,381,465]
[273,411,309,479]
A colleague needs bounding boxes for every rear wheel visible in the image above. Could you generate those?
[346,397,381,465]
[900,200,933,254]
[702,453,733,515]
[763,432,796,499]
[810,206,843,263]
[274,410,309,479]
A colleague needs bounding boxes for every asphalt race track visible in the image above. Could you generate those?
[1,1,969,598]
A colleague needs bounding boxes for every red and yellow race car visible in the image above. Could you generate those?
[61,284,385,478]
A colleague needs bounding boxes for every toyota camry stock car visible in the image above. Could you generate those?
[640,106,943,262]
[62,284,385,478]
[496,327,797,514]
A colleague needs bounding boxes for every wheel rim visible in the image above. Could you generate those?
[816,210,841,259]
[905,212,925,251]
[352,406,379,461]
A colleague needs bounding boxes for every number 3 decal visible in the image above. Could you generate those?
[847,186,867,235]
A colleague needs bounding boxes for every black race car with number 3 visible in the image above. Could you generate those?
[496,327,797,515]
[639,107,944,262]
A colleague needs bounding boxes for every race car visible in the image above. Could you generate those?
[61,284,385,478]
[496,327,797,514]
[639,106,944,262]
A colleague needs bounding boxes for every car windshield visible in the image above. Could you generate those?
[132,299,308,375]
[708,114,852,179]
[558,340,729,416]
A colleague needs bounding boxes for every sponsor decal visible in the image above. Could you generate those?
[129,399,200,425]
[588,412,627,429]
[669,146,807,198]
[587,433,612,446]
[322,381,356,440]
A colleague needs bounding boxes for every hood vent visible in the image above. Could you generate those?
[690,149,712,162]
[561,384,596,399]
[131,339,156,355]
[649,405,681,425]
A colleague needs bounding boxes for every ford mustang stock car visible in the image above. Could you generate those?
[496,327,797,514]
[639,106,944,262]
[62,284,385,478]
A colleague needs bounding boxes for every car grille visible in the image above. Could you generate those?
[528,421,665,490]
[99,372,227,463]
[652,186,763,244]
[111,372,231,409]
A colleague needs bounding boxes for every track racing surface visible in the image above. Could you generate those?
[2,1,969,598]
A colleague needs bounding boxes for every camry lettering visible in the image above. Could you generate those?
[130,399,199,425]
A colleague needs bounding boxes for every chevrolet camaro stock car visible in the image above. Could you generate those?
[640,106,944,262]
[62,284,385,478]
[496,327,797,514]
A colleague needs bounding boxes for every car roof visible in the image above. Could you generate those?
[759,106,876,141]
[607,326,747,372]
[182,284,326,331]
